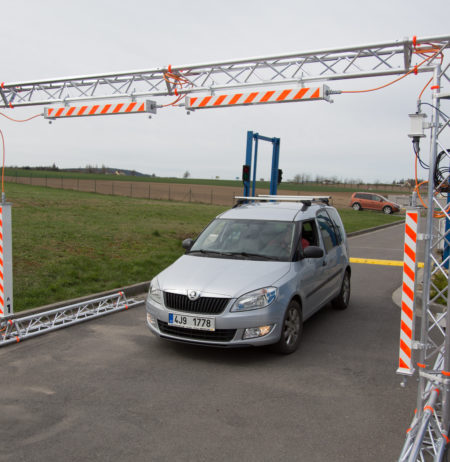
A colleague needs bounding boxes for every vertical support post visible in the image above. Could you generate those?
[397,208,419,376]
[252,137,258,197]
[244,131,253,197]
[0,202,13,317]
[270,138,280,195]
[416,65,441,417]
[443,190,450,270]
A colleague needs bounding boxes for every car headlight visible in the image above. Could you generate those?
[231,287,277,312]
[147,278,163,305]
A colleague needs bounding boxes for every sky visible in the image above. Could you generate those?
[1,0,450,184]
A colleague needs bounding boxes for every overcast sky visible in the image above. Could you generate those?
[1,0,449,183]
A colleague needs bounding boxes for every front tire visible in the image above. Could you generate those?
[383,205,393,214]
[352,202,361,211]
[273,300,303,354]
[332,270,351,310]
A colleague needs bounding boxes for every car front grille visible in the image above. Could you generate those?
[163,292,230,314]
[158,321,236,342]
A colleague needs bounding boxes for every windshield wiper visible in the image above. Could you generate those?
[188,249,233,256]
[226,252,281,261]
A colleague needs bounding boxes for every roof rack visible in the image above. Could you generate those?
[258,195,331,203]
[233,195,331,207]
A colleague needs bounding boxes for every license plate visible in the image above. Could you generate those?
[168,313,215,331]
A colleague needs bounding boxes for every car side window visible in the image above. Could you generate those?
[316,210,339,252]
[325,208,344,245]
[300,220,318,248]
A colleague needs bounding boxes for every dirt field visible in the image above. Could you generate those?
[6,176,358,208]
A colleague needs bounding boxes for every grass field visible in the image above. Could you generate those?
[6,183,403,312]
[5,167,410,195]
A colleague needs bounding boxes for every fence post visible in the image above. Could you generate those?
[169,185,171,201]
[130,183,133,197]
[210,189,213,204]
[189,188,192,202]
[148,183,151,199]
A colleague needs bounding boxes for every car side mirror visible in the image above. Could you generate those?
[303,246,324,259]
[182,238,194,251]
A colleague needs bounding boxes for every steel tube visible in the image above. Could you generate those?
[408,388,440,462]
[417,65,442,415]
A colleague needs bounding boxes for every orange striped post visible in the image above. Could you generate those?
[397,209,419,376]
[0,203,13,318]
[186,85,330,110]
[44,100,156,119]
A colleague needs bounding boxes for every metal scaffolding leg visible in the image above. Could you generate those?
[399,64,450,461]
[0,291,142,347]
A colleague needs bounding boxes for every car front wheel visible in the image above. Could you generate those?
[383,205,393,214]
[332,270,351,310]
[273,300,303,354]
[352,202,361,211]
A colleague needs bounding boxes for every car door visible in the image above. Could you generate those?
[358,193,371,209]
[293,219,328,318]
[314,210,344,309]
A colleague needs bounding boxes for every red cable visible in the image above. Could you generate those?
[0,112,41,122]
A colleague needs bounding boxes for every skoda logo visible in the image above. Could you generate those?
[187,290,200,301]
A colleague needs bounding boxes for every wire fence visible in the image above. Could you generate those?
[5,175,245,206]
[5,175,411,208]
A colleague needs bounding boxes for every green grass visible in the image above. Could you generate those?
[337,209,403,233]
[6,183,403,312]
[5,167,410,195]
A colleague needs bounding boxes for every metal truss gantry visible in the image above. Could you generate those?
[398,63,450,461]
[0,292,141,347]
[1,34,450,461]
[1,35,449,108]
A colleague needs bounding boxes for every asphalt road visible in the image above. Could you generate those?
[0,222,418,462]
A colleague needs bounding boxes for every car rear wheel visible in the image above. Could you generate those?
[332,270,351,310]
[383,205,393,214]
[273,300,303,354]
[352,203,361,211]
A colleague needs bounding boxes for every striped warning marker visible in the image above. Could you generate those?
[397,209,419,376]
[44,100,156,119]
[0,206,4,317]
[186,86,329,110]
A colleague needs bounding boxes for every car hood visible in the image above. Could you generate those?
[157,255,291,298]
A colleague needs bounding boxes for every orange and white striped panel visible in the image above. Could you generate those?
[397,209,419,376]
[0,206,4,317]
[44,101,155,119]
[186,86,329,109]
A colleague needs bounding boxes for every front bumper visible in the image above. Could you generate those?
[145,298,285,348]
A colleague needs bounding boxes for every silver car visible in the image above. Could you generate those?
[145,197,350,354]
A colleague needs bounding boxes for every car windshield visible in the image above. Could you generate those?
[189,219,295,261]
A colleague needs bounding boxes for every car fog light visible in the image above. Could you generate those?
[147,312,157,327]
[243,325,273,339]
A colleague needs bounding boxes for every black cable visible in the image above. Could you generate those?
[413,138,429,170]
[434,148,450,191]
[418,102,450,121]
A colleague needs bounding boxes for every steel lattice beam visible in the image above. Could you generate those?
[0,292,141,346]
[398,63,450,462]
[1,35,449,108]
